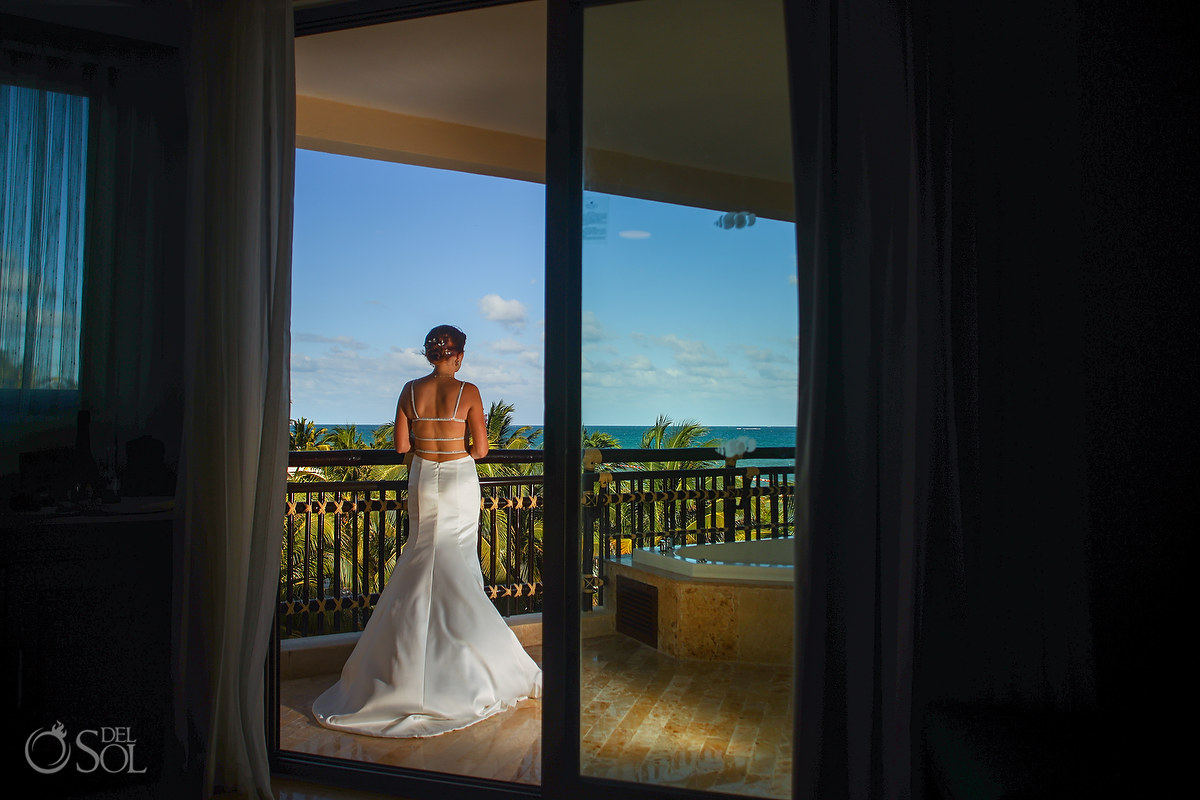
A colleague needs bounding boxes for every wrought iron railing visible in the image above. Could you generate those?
[582,457,796,607]
[279,448,794,638]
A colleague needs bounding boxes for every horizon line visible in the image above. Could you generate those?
[297,420,796,428]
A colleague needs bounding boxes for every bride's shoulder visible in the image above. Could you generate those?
[399,377,424,401]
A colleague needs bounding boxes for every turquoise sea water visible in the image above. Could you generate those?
[312,422,796,463]
[587,425,795,452]
[587,424,795,468]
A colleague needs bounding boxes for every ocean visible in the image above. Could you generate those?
[589,425,796,467]
[313,422,796,464]
[587,425,795,452]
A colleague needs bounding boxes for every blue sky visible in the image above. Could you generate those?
[291,149,797,427]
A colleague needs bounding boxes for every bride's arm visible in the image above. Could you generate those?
[465,384,489,459]
[394,384,412,455]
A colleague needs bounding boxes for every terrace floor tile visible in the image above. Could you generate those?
[279,633,791,797]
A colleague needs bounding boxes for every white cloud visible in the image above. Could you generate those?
[388,346,435,370]
[578,328,802,424]
[294,332,369,350]
[582,368,664,390]
[752,363,799,383]
[686,365,735,380]
[741,345,789,364]
[658,333,728,367]
[291,353,318,373]
[787,273,798,285]
[478,294,527,331]
[485,337,540,369]
[629,355,654,371]
[290,343,544,425]
[581,310,607,342]
[488,337,527,354]
[582,354,617,373]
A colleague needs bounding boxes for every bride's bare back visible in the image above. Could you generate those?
[395,377,488,462]
[395,325,489,462]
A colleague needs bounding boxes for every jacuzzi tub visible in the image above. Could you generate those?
[630,537,793,582]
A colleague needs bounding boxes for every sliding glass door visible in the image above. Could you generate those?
[279,3,547,796]
[573,1,797,796]
[276,2,802,799]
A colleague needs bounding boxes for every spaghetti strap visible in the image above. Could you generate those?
[451,382,465,419]
[409,383,420,420]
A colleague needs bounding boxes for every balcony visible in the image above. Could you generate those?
[277,446,795,794]
[279,446,795,636]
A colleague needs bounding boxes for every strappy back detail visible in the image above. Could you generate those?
[410,381,466,423]
[409,380,468,456]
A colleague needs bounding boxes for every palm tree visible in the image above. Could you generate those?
[477,506,544,587]
[582,428,620,449]
[480,400,542,481]
[638,414,721,472]
[475,400,544,591]
[371,421,395,450]
[279,497,400,636]
[289,417,328,450]
[287,417,329,482]
[367,419,407,482]
[485,400,542,451]
[619,415,723,546]
[319,424,369,481]
[320,423,366,450]
[582,427,637,473]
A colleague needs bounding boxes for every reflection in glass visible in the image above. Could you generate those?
[579,0,796,796]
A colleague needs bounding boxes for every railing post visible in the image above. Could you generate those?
[724,468,736,543]
[504,488,514,618]
[771,471,780,538]
[282,448,793,637]
[597,478,610,608]
[580,470,595,613]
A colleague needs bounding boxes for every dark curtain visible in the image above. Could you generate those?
[790,1,1096,797]
[0,30,185,471]
[79,54,186,469]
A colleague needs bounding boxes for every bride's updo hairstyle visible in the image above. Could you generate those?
[423,325,466,364]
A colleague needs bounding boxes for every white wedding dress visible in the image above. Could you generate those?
[312,450,542,737]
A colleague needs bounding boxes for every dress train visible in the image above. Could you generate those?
[312,455,542,738]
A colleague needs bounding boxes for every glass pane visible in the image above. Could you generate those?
[579,0,796,796]
[282,1,546,786]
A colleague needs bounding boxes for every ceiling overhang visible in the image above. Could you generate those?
[295,0,794,221]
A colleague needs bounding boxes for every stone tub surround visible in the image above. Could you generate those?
[279,609,615,680]
[632,536,795,581]
[604,556,794,664]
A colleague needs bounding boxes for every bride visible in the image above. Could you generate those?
[312,325,542,737]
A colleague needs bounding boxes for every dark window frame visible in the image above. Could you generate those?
[272,2,808,799]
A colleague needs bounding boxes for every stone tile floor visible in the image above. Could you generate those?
[279,634,792,798]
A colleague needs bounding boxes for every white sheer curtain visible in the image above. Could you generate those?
[0,81,88,418]
[173,1,294,798]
